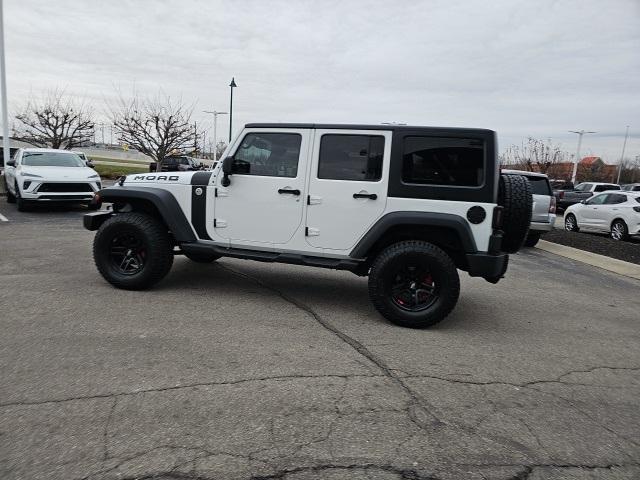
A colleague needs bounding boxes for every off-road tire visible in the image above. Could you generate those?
[524,231,542,248]
[564,214,579,232]
[93,212,173,290]
[498,174,532,253]
[184,252,221,263]
[368,241,460,329]
[611,219,629,241]
[5,178,16,203]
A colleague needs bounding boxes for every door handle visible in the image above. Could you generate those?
[278,188,301,195]
[353,193,377,200]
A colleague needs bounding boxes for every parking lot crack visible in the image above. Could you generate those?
[248,462,441,479]
[102,397,117,463]
[0,373,383,408]
[218,264,446,432]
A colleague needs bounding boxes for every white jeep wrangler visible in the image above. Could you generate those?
[84,124,532,328]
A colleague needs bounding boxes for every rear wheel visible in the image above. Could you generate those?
[611,220,628,241]
[564,214,579,232]
[368,241,460,328]
[524,231,542,247]
[93,212,173,290]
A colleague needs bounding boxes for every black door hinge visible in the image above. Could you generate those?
[307,194,311,205]
[214,188,218,197]
[305,226,309,236]
[214,219,217,227]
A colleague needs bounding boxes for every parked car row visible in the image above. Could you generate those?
[2,148,102,211]
[564,190,640,241]
[148,155,206,172]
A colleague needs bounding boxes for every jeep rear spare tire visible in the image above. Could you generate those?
[498,174,533,253]
[368,241,460,328]
[93,212,174,290]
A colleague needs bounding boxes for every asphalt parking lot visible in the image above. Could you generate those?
[1,203,639,480]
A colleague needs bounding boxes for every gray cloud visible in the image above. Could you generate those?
[5,0,640,161]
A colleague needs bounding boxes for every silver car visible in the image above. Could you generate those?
[503,169,556,247]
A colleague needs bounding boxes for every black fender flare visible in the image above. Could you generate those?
[349,211,478,259]
[98,187,197,242]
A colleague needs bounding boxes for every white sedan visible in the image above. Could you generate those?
[564,190,640,241]
[3,148,102,211]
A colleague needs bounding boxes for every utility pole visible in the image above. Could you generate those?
[194,121,198,155]
[203,110,228,159]
[568,130,596,184]
[616,125,630,184]
[0,0,10,170]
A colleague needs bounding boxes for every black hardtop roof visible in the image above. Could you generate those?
[244,123,495,135]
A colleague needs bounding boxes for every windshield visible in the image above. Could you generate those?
[22,152,86,167]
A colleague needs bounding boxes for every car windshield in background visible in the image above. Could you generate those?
[526,176,551,195]
[22,152,85,167]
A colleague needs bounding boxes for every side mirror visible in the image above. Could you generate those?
[221,156,233,187]
[86,160,95,169]
[580,200,586,204]
[6,159,15,167]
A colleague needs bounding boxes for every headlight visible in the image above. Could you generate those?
[22,173,42,178]
[88,174,100,179]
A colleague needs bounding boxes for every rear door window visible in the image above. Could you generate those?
[605,193,627,204]
[402,137,484,186]
[526,176,551,195]
[318,134,384,181]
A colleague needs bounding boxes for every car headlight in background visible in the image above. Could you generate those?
[88,174,100,179]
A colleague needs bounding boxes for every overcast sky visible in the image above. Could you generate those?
[5,0,640,162]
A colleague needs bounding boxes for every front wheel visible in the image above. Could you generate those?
[565,214,579,232]
[15,183,29,211]
[368,241,460,328]
[93,212,174,290]
[5,178,16,203]
[611,220,629,241]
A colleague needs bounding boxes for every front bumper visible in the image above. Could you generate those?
[466,252,509,283]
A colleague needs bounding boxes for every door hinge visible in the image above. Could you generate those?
[214,187,218,197]
[214,219,227,228]
[305,227,320,236]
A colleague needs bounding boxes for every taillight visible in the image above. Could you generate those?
[549,196,556,214]
[492,206,504,229]
[633,206,640,213]
[558,191,564,199]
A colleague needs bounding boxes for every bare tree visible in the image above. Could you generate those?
[111,94,197,171]
[215,141,227,160]
[500,137,571,175]
[13,90,95,149]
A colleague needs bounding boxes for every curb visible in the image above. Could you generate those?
[536,240,640,281]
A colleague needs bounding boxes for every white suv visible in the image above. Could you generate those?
[84,124,532,328]
[4,148,102,211]
[564,190,640,241]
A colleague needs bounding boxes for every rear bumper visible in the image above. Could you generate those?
[466,252,509,282]
[530,217,555,232]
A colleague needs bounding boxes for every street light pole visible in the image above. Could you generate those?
[229,77,237,142]
[203,110,228,160]
[616,125,630,184]
[0,0,11,170]
[568,130,596,184]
